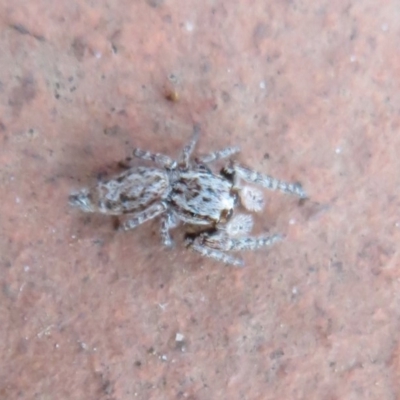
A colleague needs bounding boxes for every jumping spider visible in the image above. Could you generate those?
[69,126,306,266]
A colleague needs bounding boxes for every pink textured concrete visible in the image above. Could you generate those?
[1,1,400,399]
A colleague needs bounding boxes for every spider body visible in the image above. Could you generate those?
[70,126,306,266]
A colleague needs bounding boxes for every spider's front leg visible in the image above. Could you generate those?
[178,124,201,169]
[185,214,254,266]
[160,212,179,248]
[186,225,284,267]
[215,233,284,251]
[119,202,167,231]
[197,146,240,164]
[223,161,307,198]
[186,234,245,267]
[204,231,284,252]
[132,148,177,169]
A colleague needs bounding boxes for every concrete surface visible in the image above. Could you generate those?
[1,1,400,399]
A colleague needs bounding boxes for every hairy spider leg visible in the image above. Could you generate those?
[187,237,244,267]
[205,234,284,251]
[132,148,177,169]
[225,161,307,198]
[119,202,167,231]
[188,230,283,266]
[160,212,179,247]
[197,146,240,164]
[178,124,201,169]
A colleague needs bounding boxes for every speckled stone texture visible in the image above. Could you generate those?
[1,1,400,399]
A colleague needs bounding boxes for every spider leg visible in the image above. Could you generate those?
[186,236,244,267]
[225,162,306,198]
[178,124,200,168]
[215,234,284,251]
[132,148,177,169]
[197,146,240,164]
[160,212,179,247]
[119,202,167,231]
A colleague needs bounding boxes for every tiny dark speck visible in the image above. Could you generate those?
[103,125,120,136]
[119,193,130,202]
[147,0,165,6]
[9,74,37,115]
[12,24,30,35]
[71,37,86,61]
[253,22,270,47]
[102,380,113,395]
[298,197,307,207]
[221,91,231,103]
[96,171,108,181]
[270,349,284,359]
[105,200,113,209]
[11,24,45,41]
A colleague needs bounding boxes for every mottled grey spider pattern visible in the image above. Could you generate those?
[69,126,306,266]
